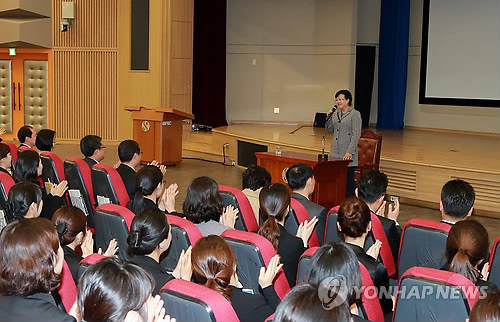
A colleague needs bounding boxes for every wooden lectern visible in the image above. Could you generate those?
[125,107,194,165]
[255,151,351,210]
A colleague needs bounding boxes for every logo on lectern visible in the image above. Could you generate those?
[141,121,151,132]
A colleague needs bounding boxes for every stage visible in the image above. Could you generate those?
[182,123,500,216]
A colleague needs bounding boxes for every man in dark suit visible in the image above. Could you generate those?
[286,163,327,244]
[80,135,105,167]
[356,170,401,264]
[439,179,475,225]
[17,125,36,150]
[116,140,141,200]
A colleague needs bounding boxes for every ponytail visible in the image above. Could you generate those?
[55,222,68,244]
[129,190,146,215]
[205,277,232,301]
[258,217,280,250]
[449,249,479,284]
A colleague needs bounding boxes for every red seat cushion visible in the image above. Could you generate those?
[290,198,320,247]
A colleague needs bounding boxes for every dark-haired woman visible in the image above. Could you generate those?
[337,197,393,314]
[78,257,175,322]
[257,183,317,287]
[0,142,12,176]
[0,218,75,322]
[191,235,281,322]
[35,129,56,152]
[52,206,117,283]
[14,150,67,219]
[183,176,238,236]
[128,208,192,295]
[443,219,497,293]
[6,181,43,222]
[469,290,500,322]
[273,283,351,322]
[127,165,178,215]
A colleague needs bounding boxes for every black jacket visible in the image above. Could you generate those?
[83,157,97,168]
[40,184,66,220]
[0,293,75,322]
[127,198,181,217]
[130,255,173,295]
[291,193,327,245]
[347,243,393,314]
[116,163,136,200]
[230,285,280,322]
[63,245,82,284]
[363,211,401,270]
[277,224,305,287]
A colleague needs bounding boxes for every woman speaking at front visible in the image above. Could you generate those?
[325,89,362,197]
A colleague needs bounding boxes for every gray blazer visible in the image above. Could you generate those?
[325,106,362,167]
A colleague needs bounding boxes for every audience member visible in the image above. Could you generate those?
[257,183,317,286]
[469,290,500,322]
[13,150,67,219]
[286,163,327,244]
[35,129,56,152]
[191,235,281,322]
[52,206,118,283]
[0,142,12,176]
[356,170,401,262]
[241,165,271,223]
[127,208,192,294]
[273,283,351,322]
[440,179,475,225]
[127,165,178,215]
[443,219,497,292]
[337,197,393,314]
[6,182,43,222]
[77,257,174,322]
[183,176,238,236]
[0,218,75,322]
[80,135,105,167]
[17,125,36,150]
[116,139,141,199]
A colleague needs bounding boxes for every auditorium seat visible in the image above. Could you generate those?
[160,279,239,322]
[93,204,134,260]
[393,267,480,322]
[17,144,32,152]
[91,164,129,207]
[3,141,17,165]
[78,254,108,278]
[58,260,77,313]
[221,229,290,299]
[40,152,69,205]
[64,157,96,225]
[160,215,203,272]
[488,236,500,288]
[324,205,340,244]
[296,247,319,284]
[219,184,258,232]
[285,198,320,247]
[398,219,451,278]
[355,130,382,185]
[365,212,397,278]
[358,262,385,322]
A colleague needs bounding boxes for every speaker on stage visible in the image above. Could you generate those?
[354,45,376,128]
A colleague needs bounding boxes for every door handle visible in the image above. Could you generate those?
[17,82,21,111]
[12,82,16,111]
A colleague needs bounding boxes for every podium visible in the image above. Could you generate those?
[255,151,351,210]
[125,106,194,165]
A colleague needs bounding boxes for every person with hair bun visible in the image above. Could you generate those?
[183,176,238,236]
[257,183,317,287]
[191,235,281,322]
[78,257,175,322]
[52,206,118,283]
[6,182,43,222]
[469,290,500,322]
[273,283,351,322]
[337,197,392,314]
[126,165,178,216]
[0,218,75,322]
[128,208,192,295]
[443,219,497,292]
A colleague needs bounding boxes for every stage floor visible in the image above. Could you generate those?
[183,124,500,215]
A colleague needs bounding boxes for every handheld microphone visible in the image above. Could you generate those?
[325,105,337,123]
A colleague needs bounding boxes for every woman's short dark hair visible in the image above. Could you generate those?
[128,208,170,255]
[469,290,500,322]
[13,149,40,183]
[335,89,353,106]
[307,242,362,305]
[7,182,42,221]
[273,283,351,322]
[241,165,271,190]
[183,176,223,224]
[128,165,163,215]
[337,197,371,238]
[35,129,56,152]
[0,218,61,296]
[78,257,154,322]
[52,206,87,246]
[0,143,10,160]
[257,183,290,250]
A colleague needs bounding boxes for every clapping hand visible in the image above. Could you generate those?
[366,240,382,260]
[98,238,119,257]
[160,183,179,213]
[258,255,283,289]
[50,180,68,197]
[147,294,176,322]
[296,216,319,247]
[172,246,192,281]
[481,262,490,281]
[220,205,239,228]
[81,230,94,258]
